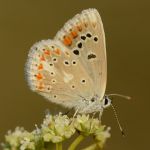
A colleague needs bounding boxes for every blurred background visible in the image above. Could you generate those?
[0,0,149,149]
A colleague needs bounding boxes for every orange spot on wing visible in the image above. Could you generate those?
[77,25,82,32]
[40,55,45,61]
[37,82,44,90]
[44,50,51,55]
[36,73,43,80]
[38,86,43,90]
[53,49,61,56]
[71,31,78,39]
[38,64,43,70]
[63,36,72,46]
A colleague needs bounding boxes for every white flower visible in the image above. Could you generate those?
[2,113,111,149]
[74,114,103,135]
[5,127,26,149]
[3,127,38,150]
[41,113,75,143]
[94,126,111,148]
[20,137,35,150]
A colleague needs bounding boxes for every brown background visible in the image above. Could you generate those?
[0,0,149,149]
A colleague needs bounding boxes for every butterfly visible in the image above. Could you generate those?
[25,8,112,114]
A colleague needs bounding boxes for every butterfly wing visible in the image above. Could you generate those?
[25,8,107,111]
[54,8,107,100]
[25,39,94,108]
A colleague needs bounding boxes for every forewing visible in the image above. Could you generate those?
[54,8,107,100]
[25,39,94,108]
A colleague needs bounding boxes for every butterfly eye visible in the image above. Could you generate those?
[104,98,108,105]
[103,97,111,108]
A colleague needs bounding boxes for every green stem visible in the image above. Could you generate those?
[56,142,62,150]
[81,143,97,150]
[68,134,85,150]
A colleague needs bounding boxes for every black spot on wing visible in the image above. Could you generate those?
[87,53,96,59]
[81,35,86,40]
[73,49,80,55]
[94,36,98,42]
[77,42,82,48]
[86,33,92,38]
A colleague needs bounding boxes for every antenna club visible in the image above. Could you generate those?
[121,130,125,137]
[126,96,131,100]
[107,94,131,100]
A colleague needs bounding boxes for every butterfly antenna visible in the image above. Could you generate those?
[110,103,125,137]
[107,94,131,100]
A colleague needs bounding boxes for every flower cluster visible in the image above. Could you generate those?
[2,113,111,150]
[41,113,75,143]
[2,127,37,150]
[74,114,111,148]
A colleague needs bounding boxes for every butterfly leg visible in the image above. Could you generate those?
[63,110,70,115]
[99,109,104,122]
[89,112,97,132]
[73,108,79,119]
